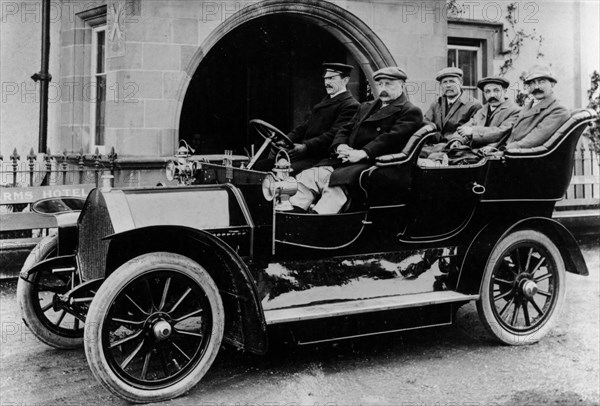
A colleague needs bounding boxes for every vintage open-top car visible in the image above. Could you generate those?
[16,109,596,403]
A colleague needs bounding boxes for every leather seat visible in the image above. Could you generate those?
[357,124,438,207]
[505,109,597,156]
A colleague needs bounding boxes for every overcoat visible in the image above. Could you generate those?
[287,91,359,172]
[449,98,521,146]
[319,93,423,188]
[504,95,569,149]
[424,93,482,141]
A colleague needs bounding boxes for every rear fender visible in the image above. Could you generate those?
[104,226,268,354]
[457,217,588,295]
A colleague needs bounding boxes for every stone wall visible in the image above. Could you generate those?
[1,0,62,156]
[3,0,597,158]
[55,0,444,157]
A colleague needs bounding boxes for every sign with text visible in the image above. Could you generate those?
[0,185,95,205]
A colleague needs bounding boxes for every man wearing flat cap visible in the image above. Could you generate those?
[254,63,359,172]
[424,67,482,142]
[502,64,569,149]
[287,66,423,214]
[446,75,521,149]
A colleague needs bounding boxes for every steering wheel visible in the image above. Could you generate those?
[249,119,294,149]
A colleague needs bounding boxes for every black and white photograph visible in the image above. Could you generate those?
[1,0,599,404]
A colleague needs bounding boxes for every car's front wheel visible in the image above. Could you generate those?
[476,229,566,345]
[17,233,84,349]
[84,252,224,403]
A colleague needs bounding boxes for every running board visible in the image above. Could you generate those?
[264,291,479,325]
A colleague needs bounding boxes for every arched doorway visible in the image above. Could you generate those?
[178,1,395,155]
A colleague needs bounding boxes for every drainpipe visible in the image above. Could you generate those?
[31,0,52,154]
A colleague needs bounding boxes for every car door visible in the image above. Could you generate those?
[401,161,489,240]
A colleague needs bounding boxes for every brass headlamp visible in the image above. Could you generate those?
[165,141,197,184]
[261,151,297,211]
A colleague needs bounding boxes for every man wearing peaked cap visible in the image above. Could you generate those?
[253,62,359,173]
[435,67,463,82]
[445,75,520,149]
[287,66,423,214]
[322,62,354,77]
[501,64,569,149]
[477,75,510,89]
[523,64,557,83]
[423,67,482,145]
[373,67,408,81]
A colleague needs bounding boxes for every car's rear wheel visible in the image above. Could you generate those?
[17,233,84,349]
[477,230,566,345]
[84,252,224,403]
[476,229,566,345]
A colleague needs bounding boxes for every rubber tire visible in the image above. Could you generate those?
[17,233,84,349]
[84,252,225,403]
[476,229,566,345]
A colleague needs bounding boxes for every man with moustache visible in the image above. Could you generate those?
[254,63,359,172]
[501,64,569,149]
[286,66,423,214]
[445,75,521,149]
[424,67,482,142]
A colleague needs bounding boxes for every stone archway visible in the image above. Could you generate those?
[186,0,395,77]
[175,0,396,152]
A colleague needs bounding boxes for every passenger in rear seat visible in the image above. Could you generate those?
[445,75,521,150]
[500,64,569,150]
[423,67,482,143]
[423,66,569,163]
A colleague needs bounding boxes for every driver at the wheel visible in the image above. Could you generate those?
[286,66,423,214]
[253,63,359,172]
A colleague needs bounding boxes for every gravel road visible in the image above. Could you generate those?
[1,244,598,406]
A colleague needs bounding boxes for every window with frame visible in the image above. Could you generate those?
[447,20,504,103]
[447,44,482,102]
[91,26,106,149]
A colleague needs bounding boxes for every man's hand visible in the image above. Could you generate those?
[336,144,352,154]
[445,133,467,149]
[447,140,462,150]
[456,126,473,137]
[273,139,289,148]
[287,143,307,160]
[479,145,498,155]
[269,138,292,158]
[341,149,368,163]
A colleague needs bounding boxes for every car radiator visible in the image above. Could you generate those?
[77,192,114,282]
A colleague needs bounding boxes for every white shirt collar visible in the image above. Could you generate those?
[330,89,346,99]
[446,95,460,105]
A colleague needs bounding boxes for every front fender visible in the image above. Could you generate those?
[103,225,268,355]
[456,217,589,295]
[20,255,77,282]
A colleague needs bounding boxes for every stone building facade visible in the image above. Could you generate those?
[1,0,599,158]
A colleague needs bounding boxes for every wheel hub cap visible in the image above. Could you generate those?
[520,279,538,299]
[152,320,172,341]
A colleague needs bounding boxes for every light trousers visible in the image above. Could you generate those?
[288,166,347,214]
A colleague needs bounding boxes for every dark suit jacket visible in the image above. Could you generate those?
[319,93,423,188]
[287,91,359,172]
[504,95,569,149]
[424,93,482,141]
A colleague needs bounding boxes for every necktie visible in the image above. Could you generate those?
[485,106,497,126]
[445,98,456,117]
